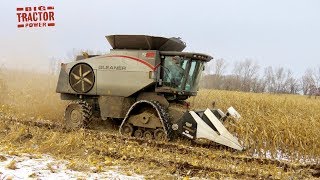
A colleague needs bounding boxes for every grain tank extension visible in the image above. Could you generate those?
[56,35,243,150]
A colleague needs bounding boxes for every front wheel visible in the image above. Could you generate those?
[64,100,92,130]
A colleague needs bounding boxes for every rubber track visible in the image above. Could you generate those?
[119,100,173,140]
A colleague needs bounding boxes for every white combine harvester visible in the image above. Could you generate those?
[56,35,243,150]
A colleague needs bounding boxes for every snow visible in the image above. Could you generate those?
[0,153,144,180]
[252,149,318,164]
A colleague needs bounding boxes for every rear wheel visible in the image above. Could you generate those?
[64,100,92,130]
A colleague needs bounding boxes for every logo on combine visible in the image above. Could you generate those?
[142,52,156,59]
[98,65,127,71]
[16,6,55,28]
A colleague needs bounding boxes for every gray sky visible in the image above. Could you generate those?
[0,0,320,75]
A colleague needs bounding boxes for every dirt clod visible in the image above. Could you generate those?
[0,155,7,162]
[6,160,17,170]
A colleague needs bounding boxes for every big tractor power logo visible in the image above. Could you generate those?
[16,6,55,28]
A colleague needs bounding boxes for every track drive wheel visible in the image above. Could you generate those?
[64,100,92,130]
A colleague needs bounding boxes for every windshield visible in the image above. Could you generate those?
[163,56,188,90]
[162,56,204,92]
[185,60,204,92]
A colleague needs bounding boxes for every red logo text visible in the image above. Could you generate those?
[16,6,55,28]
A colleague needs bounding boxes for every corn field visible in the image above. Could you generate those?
[0,70,319,178]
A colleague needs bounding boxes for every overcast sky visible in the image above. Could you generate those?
[0,0,319,75]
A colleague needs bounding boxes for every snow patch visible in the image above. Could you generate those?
[0,153,143,180]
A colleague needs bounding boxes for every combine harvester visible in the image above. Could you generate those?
[56,35,243,150]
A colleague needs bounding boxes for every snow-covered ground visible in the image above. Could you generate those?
[252,149,318,164]
[0,153,143,180]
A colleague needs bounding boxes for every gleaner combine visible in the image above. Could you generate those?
[56,35,243,150]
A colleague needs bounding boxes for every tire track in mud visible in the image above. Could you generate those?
[1,115,319,178]
[89,147,264,179]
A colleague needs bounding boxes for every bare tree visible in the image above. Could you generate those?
[274,67,286,93]
[232,59,260,92]
[251,77,267,93]
[202,58,227,89]
[315,66,320,86]
[263,66,299,94]
[213,59,227,77]
[308,85,320,98]
[212,58,227,89]
[301,68,316,95]
[287,76,300,94]
[264,66,276,92]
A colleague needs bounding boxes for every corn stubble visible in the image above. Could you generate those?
[0,70,319,178]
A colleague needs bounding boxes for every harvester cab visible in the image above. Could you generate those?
[156,52,210,101]
[56,35,244,151]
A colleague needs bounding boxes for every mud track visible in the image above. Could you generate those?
[1,114,319,178]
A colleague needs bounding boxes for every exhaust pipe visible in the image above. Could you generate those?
[173,107,243,151]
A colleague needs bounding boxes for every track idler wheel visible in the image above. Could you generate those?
[143,130,153,140]
[154,128,167,141]
[121,123,134,137]
[134,129,143,138]
[64,100,92,131]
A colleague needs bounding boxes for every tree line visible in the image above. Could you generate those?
[201,59,320,95]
